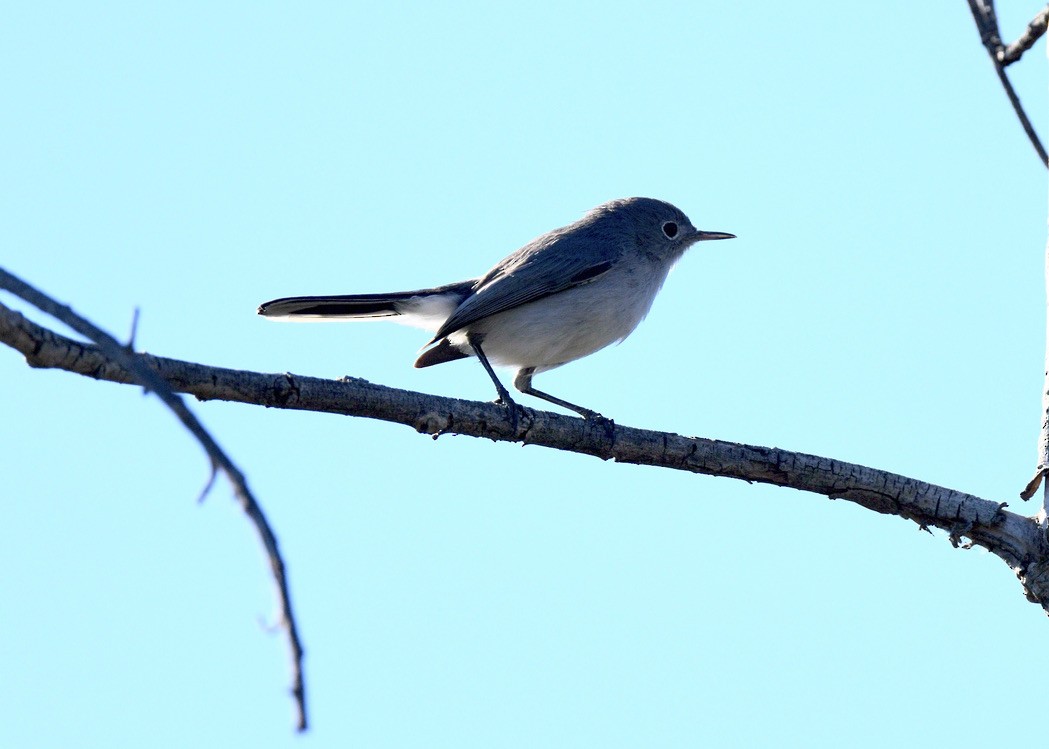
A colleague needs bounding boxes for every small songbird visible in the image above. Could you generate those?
[258,197,734,422]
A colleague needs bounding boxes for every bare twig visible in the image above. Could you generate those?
[967,0,1049,167]
[3,294,1049,611]
[0,271,307,732]
[969,0,1004,51]
[127,306,141,349]
[991,65,1046,166]
[1001,5,1049,64]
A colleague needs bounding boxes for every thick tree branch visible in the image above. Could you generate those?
[967,0,1049,167]
[0,273,307,732]
[3,296,1049,611]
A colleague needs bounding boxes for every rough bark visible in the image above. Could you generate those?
[4,298,1048,610]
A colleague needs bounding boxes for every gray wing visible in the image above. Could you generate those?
[429,225,622,342]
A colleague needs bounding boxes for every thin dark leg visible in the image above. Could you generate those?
[470,337,521,430]
[513,368,604,420]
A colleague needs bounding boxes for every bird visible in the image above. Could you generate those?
[258,197,734,425]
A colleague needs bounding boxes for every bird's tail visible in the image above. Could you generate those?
[257,280,475,333]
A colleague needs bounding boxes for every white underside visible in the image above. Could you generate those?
[447,259,672,373]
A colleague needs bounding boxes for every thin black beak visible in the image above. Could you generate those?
[693,229,736,241]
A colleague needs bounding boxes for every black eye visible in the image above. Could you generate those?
[662,221,678,239]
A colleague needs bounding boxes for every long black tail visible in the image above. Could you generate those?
[258,293,411,318]
[257,280,476,319]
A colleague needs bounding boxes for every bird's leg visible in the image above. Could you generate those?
[513,368,606,421]
[470,337,522,432]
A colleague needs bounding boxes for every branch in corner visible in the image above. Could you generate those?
[967,0,1049,167]
[1001,5,1049,65]
[0,270,308,732]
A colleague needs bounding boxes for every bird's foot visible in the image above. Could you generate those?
[583,410,616,440]
[494,395,525,435]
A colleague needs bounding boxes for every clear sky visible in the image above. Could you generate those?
[3,2,1048,746]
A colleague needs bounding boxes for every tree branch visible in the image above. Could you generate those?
[967,0,1049,167]
[3,294,1048,612]
[0,272,307,732]
[1001,4,1049,64]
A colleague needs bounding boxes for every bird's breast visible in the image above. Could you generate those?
[455,260,672,372]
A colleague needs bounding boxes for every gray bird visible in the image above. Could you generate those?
[258,197,734,423]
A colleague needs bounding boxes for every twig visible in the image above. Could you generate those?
[967,0,1049,167]
[1001,5,1049,64]
[4,294,1049,610]
[0,270,308,732]
[127,306,141,349]
[991,64,1047,166]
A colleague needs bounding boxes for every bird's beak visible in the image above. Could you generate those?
[693,229,736,242]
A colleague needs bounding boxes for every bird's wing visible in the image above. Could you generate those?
[429,228,622,342]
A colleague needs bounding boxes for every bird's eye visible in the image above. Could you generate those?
[662,221,679,239]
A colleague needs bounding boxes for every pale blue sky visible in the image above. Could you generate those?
[3,3,1048,747]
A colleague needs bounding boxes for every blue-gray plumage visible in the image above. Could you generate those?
[258,197,734,422]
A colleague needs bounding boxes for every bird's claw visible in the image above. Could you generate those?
[495,396,524,435]
[584,411,615,439]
